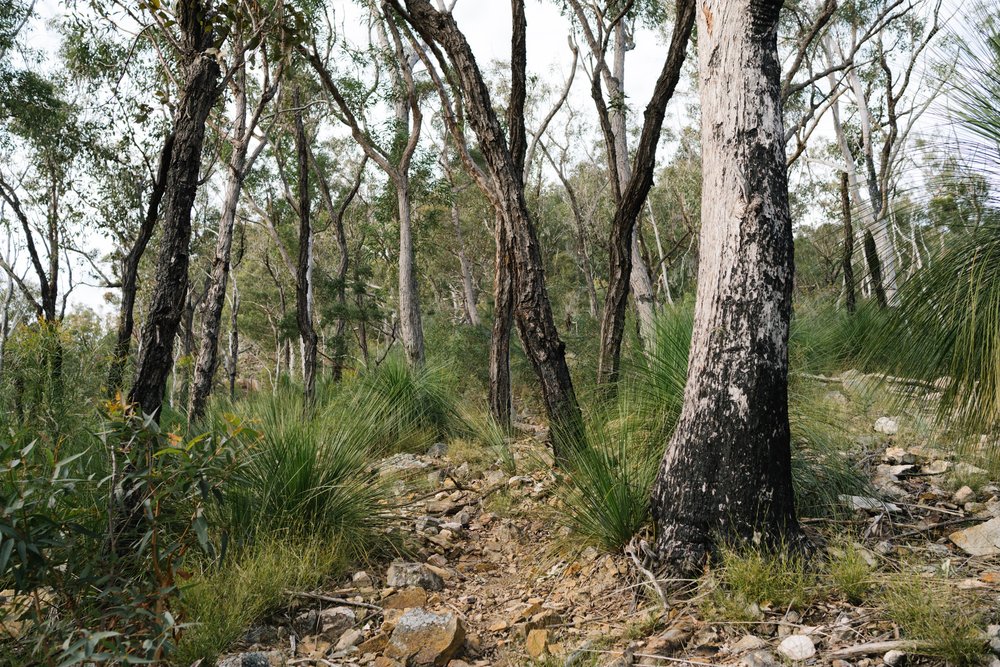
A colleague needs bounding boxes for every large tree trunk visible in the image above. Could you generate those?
[189,75,249,422]
[841,171,857,313]
[294,92,318,404]
[107,133,174,396]
[650,0,801,572]
[128,17,221,418]
[397,177,425,366]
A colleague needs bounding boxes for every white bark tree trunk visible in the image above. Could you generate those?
[397,179,425,365]
[651,0,800,570]
[451,197,480,326]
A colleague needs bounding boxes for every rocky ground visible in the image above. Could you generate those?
[217,378,1000,667]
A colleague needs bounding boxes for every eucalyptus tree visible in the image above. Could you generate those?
[563,0,696,385]
[305,3,427,368]
[390,0,586,452]
[127,0,227,418]
[188,7,285,422]
[650,0,801,570]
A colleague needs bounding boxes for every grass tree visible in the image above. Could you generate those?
[650,0,801,570]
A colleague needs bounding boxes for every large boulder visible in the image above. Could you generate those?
[384,608,465,666]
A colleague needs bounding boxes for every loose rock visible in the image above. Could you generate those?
[950,516,1000,556]
[777,635,816,661]
[385,608,465,666]
[386,562,445,591]
[875,417,900,435]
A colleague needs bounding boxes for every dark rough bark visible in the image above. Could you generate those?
[128,7,221,419]
[488,220,514,428]
[397,0,584,454]
[650,0,801,573]
[294,91,318,405]
[595,0,696,386]
[841,171,857,313]
[107,133,174,396]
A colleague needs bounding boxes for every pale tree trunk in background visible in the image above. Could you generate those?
[609,22,658,347]
[452,197,480,326]
[396,177,425,366]
[646,200,673,304]
[306,9,424,367]
[651,0,801,571]
[294,92,318,404]
[824,39,890,309]
[844,63,899,305]
[128,2,222,419]
[226,271,239,400]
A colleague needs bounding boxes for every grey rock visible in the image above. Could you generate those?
[386,561,444,591]
[217,651,280,667]
[427,442,448,458]
[319,606,356,640]
[740,650,780,667]
[874,417,900,435]
[882,649,905,666]
[731,635,768,654]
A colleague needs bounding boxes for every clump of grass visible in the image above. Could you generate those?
[703,544,820,620]
[882,578,986,666]
[174,536,348,665]
[554,400,660,553]
[826,541,875,603]
[215,390,388,549]
[789,389,873,517]
[460,406,517,475]
[354,355,457,454]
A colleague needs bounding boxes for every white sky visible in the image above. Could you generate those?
[6,0,954,317]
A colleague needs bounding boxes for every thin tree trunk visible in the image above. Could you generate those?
[128,7,222,418]
[226,271,239,400]
[647,200,673,304]
[189,74,249,422]
[293,91,318,405]
[107,133,174,396]
[593,0,696,385]
[489,220,514,428]
[840,171,857,313]
[452,197,480,326]
[396,178,425,366]
[650,0,801,571]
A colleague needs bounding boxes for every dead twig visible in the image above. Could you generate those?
[284,590,383,611]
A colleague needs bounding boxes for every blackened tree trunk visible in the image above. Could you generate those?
[128,1,221,419]
[399,0,584,454]
[840,171,856,313]
[650,0,801,572]
[294,92,318,405]
[107,133,173,396]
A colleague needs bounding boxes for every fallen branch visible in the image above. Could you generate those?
[829,640,927,659]
[284,590,383,611]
